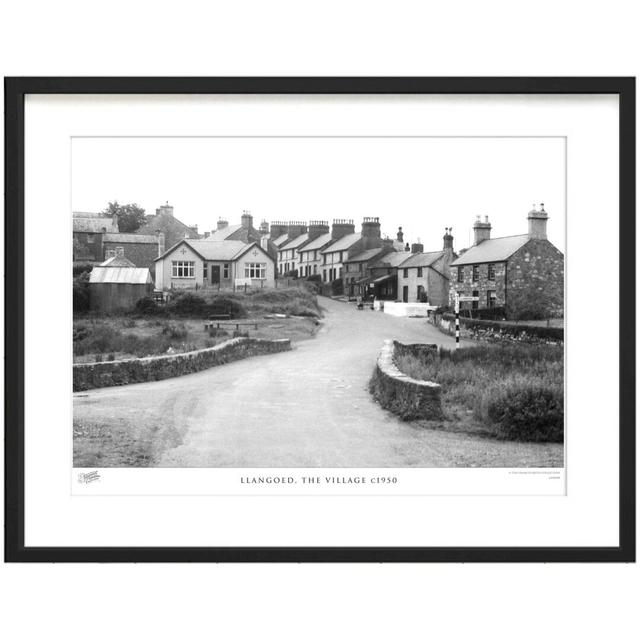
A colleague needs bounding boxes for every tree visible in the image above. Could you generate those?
[103,201,146,233]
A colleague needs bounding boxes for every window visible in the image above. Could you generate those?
[487,290,497,308]
[245,263,267,279]
[488,264,495,280]
[314,264,317,275]
[403,268,409,278]
[223,263,230,279]
[279,264,283,274]
[417,267,423,277]
[203,264,208,279]
[87,234,94,244]
[323,269,327,282]
[472,290,479,310]
[457,266,464,283]
[472,265,479,282]
[172,261,195,278]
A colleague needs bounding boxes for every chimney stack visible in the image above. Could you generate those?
[189,224,198,236]
[259,219,270,235]
[331,218,355,240]
[156,202,173,217]
[156,230,165,257]
[473,215,492,245]
[361,217,381,250]
[527,203,548,240]
[405,242,410,252]
[397,226,404,243]
[443,227,454,251]
[411,240,424,254]
[270,221,289,240]
[217,218,229,231]
[287,221,307,240]
[308,220,329,241]
[241,210,253,230]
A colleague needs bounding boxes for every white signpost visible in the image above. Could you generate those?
[453,293,479,349]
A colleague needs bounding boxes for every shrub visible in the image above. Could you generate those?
[134,296,165,316]
[73,273,90,312]
[161,322,188,339]
[486,385,564,442]
[472,306,507,321]
[169,292,207,315]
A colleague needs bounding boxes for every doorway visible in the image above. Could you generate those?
[211,265,220,285]
[402,285,408,303]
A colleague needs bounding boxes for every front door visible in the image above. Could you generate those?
[211,265,220,285]
[402,285,408,303]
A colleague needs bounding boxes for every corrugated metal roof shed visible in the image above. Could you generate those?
[321,232,362,254]
[89,267,152,284]
[451,235,530,266]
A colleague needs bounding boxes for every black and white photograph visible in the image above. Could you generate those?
[71,136,565,470]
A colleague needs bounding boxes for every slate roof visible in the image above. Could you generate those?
[73,214,118,233]
[401,251,446,269]
[207,224,242,241]
[451,235,530,266]
[156,239,271,262]
[298,232,333,253]
[272,233,290,247]
[280,233,310,251]
[102,233,158,244]
[89,266,152,284]
[100,256,136,268]
[370,251,412,268]
[321,232,362,253]
[344,248,387,263]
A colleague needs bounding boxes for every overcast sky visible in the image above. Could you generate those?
[72,137,565,252]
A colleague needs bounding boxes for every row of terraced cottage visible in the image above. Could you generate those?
[73,202,563,319]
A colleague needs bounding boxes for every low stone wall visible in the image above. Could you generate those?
[369,340,443,421]
[430,313,563,345]
[74,337,291,391]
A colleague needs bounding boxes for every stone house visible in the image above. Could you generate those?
[72,211,119,265]
[397,230,456,305]
[450,205,564,319]
[136,202,200,249]
[364,249,412,300]
[321,218,383,286]
[296,223,334,278]
[275,222,308,275]
[343,244,396,299]
[154,238,275,291]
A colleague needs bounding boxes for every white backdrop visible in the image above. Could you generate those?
[1,2,638,639]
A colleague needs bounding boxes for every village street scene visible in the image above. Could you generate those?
[73,202,564,468]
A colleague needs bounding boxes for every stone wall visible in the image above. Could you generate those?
[74,337,291,391]
[368,340,443,420]
[430,313,563,345]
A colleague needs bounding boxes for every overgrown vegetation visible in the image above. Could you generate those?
[133,285,322,320]
[439,313,563,342]
[395,344,563,442]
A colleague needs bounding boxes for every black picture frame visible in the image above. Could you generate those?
[4,77,635,563]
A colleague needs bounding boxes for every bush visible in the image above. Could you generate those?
[134,296,166,316]
[161,322,188,339]
[486,385,564,442]
[73,273,90,312]
[169,292,207,315]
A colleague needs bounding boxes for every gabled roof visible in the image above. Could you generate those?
[89,266,152,284]
[451,235,530,266]
[207,224,242,241]
[100,256,136,267]
[321,232,362,254]
[280,233,310,251]
[369,251,412,269]
[299,232,333,253]
[102,233,158,244]
[156,239,272,263]
[401,251,445,269]
[73,214,118,233]
[344,248,387,263]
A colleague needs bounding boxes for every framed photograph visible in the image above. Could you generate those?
[4,77,635,562]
